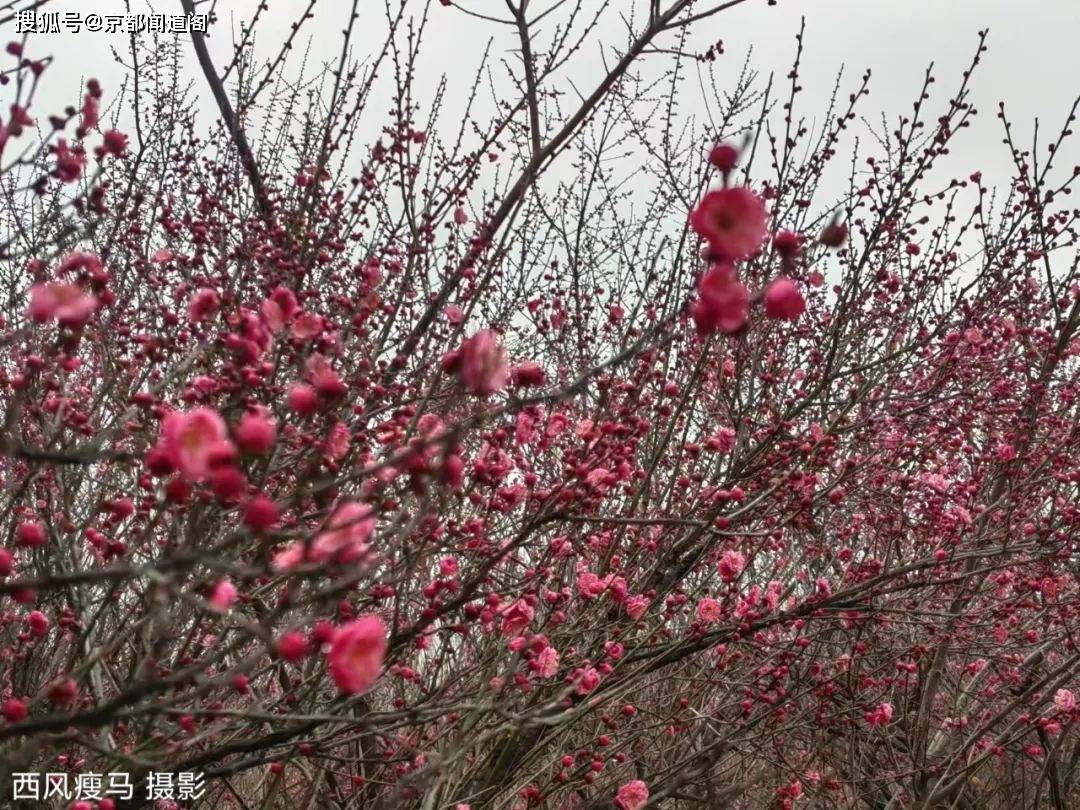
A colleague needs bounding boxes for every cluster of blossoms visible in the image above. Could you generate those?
[27,252,111,329]
[689,143,819,335]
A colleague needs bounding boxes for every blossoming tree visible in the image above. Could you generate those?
[0,2,1078,809]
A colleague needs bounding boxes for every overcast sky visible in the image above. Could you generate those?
[10,0,1080,200]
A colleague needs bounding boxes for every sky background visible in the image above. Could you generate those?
[8,0,1080,206]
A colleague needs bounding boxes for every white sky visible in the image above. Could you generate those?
[8,0,1080,205]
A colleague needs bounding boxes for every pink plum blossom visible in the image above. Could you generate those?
[328,615,388,695]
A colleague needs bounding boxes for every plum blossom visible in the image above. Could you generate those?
[322,421,351,461]
[586,467,617,494]
[7,104,34,136]
[439,557,458,576]
[188,288,220,323]
[819,218,848,247]
[572,666,600,695]
[689,186,768,261]
[16,520,47,547]
[81,89,99,129]
[261,286,299,332]
[531,646,560,678]
[244,495,279,532]
[527,652,561,682]
[26,610,48,637]
[545,412,569,439]
[288,383,319,415]
[28,283,98,326]
[227,308,273,362]
[772,229,804,264]
[209,579,238,612]
[515,410,538,445]
[307,502,373,559]
[55,139,86,182]
[920,472,950,495]
[47,677,79,707]
[2,698,27,723]
[711,426,737,453]
[156,407,236,482]
[708,141,739,174]
[305,353,347,397]
[234,406,277,455]
[864,702,894,726]
[273,501,374,570]
[625,595,651,620]
[697,597,722,624]
[577,570,608,599]
[277,631,310,662]
[328,615,388,694]
[718,549,745,582]
[457,328,509,395]
[100,129,127,157]
[996,443,1017,461]
[1054,689,1077,713]
[511,360,546,387]
[499,598,535,636]
[764,277,806,320]
[291,311,325,341]
[615,779,649,810]
[692,263,749,335]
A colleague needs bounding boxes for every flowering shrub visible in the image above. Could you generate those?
[0,3,1078,809]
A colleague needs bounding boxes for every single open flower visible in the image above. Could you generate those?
[616,780,649,810]
[764,276,806,320]
[157,407,236,482]
[458,329,509,395]
[689,186,768,261]
[328,614,388,694]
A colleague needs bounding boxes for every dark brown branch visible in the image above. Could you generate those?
[179,0,273,226]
